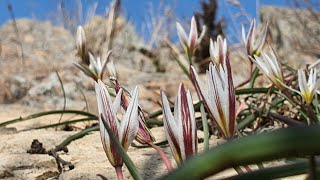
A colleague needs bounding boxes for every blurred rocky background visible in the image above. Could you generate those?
[1,4,317,115]
[0,1,319,179]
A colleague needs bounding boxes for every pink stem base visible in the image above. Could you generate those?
[115,166,124,180]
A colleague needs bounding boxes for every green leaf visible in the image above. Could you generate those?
[162,126,320,180]
[226,159,320,180]
[235,88,270,95]
[25,117,97,130]
[54,125,99,151]
[0,110,97,127]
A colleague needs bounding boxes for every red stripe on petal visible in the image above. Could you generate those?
[179,84,194,159]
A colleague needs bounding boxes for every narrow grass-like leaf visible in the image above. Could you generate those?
[25,117,97,130]
[162,126,320,180]
[236,112,258,130]
[235,88,270,95]
[0,110,97,127]
[145,119,163,126]
[55,71,67,128]
[54,125,99,151]
[225,159,320,180]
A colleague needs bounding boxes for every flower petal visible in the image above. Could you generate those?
[178,84,197,159]
[113,88,122,115]
[119,86,139,151]
[188,16,198,51]
[95,80,121,166]
[190,66,208,102]
[161,90,182,164]
[197,25,206,45]
[101,50,113,79]
[76,26,86,53]
[176,22,188,47]
[256,22,268,52]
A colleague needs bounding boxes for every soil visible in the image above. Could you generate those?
[0,12,314,179]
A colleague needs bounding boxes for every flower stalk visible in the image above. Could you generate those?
[115,166,124,180]
[200,104,209,151]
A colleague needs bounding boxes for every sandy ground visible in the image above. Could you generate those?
[0,104,307,180]
[0,104,205,180]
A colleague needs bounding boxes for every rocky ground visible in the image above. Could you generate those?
[0,5,318,180]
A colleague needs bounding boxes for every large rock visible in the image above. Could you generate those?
[260,6,320,68]
[0,19,76,105]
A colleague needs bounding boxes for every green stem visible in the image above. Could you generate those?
[200,104,209,151]
[161,126,320,180]
[249,67,260,88]
[187,50,193,66]
[236,113,258,130]
[175,58,191,80]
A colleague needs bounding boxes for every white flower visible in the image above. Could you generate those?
[176,16,206,57]
[95,80,139,167]
[209,35,227,65]
[74,51,112,81]
[161,83,197,164]
[298,68,319,104]
[190,58,236,138]
[242,19,268,56]
[110,77,155,144]
[252,47,284,90]
[76,26,86,55]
